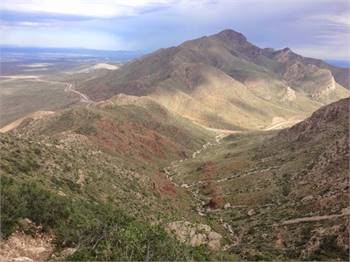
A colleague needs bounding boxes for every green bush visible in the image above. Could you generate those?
[1,176,70,237]
[0,176,215,261]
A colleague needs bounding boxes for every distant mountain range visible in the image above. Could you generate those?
[0,45,143,61]
[325,60,350,68]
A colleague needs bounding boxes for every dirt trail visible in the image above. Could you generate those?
[163,131,238,238]
[281,208,350,225]
[191,120,240,136]
[263,116,303,130]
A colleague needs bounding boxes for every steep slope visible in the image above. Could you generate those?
[0,132,230,261]
[168,97,349,260]
[275,97,349,143]
[79,29,349,130]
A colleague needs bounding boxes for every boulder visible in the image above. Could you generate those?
[208,231,222,241]
[189,233,207,246]
[208,239,221,251]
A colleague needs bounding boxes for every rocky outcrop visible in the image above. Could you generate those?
[167,221,222,250]
[276,97,349,144]
[280,86,296,102]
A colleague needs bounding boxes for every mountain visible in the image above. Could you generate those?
[78,29,349,130]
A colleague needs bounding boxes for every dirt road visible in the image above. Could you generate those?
[63,82,93,103]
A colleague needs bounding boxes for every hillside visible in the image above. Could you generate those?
[1,95,238,260]
[2,94,347,261]
[79,29,349,130]
[166,97,349,260]
[0,132,229,261]
[10,94,213,168]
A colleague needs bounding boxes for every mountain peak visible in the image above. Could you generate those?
[215,29,247,43]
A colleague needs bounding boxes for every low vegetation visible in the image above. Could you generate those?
[1,176,220,261]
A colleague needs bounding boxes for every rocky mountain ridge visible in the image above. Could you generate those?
[78,29,349,130]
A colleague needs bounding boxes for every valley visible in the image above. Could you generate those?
[0,30,349,261]
[0,62,118,128]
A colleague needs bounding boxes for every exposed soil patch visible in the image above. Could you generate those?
[154,171,178,198]
[0,221,53,262]
[200,162,224,209]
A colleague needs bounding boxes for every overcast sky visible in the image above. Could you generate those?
[1,0,349,60]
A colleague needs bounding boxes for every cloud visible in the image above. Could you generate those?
[17,21,44,27]
[318,14,350,27]
[290,8,350,60]
[0,0,173,18]
[294,45,350,61]
[0,0,349,61]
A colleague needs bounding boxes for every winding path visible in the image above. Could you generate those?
[23,76,94,104]
[63,82,94,104]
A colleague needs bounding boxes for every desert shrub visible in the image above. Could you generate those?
[1,176,70,237]
[310,235,349,261]
[0,176,215,261]
[1,150,40,175]
[76,124,97,135]
[1,176,26,237]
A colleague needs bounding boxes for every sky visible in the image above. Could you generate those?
[1,0,349,61]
